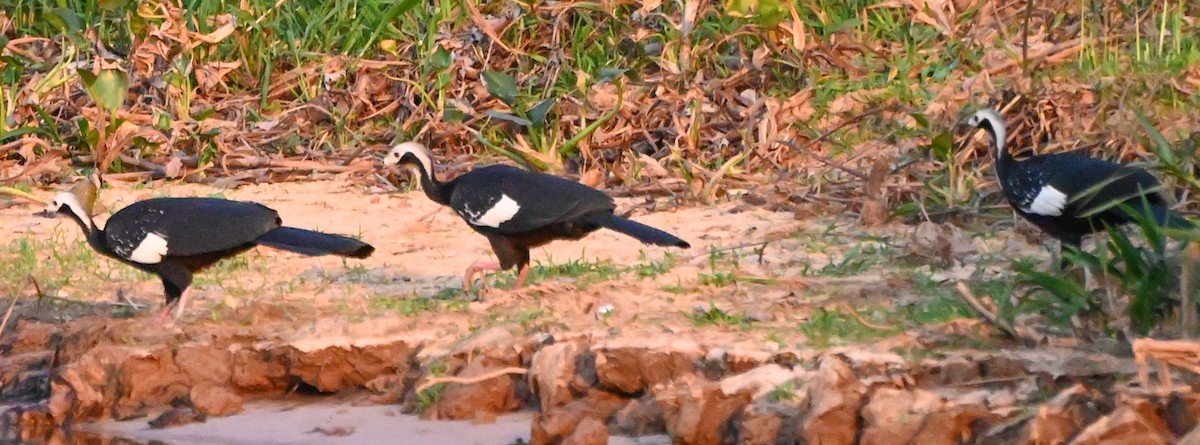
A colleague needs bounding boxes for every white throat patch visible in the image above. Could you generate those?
[472,194,521,228]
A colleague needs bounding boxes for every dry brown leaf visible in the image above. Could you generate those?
[253,120,281,131]
[164,157,184,178]
[871,0,955,36]
[462,0,526,56]
[195,60,242,91]
[787,5,807,50]
[1068,399,1173,445]
[579,169,605,188]
[638,0,664,15]
[637,154,671,178]
[189,14,237,47]
[828,94,863,115]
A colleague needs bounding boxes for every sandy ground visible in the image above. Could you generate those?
[1,178,892,347]
[80,403,671,445]
[82,404,535,445]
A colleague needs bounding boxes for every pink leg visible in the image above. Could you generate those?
[463,260,502,291]
[155,290,190,322]
[172,290,191,321]
[514,265,530,289]
[156,304,173,321]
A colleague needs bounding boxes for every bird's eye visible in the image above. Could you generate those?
[392,152,400,158]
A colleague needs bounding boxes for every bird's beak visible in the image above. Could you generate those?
[382,155,399,167]
[34,209,56,218]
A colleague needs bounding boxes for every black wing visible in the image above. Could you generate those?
[105,198,281,260]
[1024,154,1167,216]
[448,165,615,234]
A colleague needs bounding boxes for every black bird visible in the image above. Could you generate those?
[39,192,375,320]
[966,108,1193,263]
[383,141,690,290]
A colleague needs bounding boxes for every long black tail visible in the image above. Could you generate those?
[586,213,690,248]
[1165,211,1196,230]
[257,227,375,258]
[1149,205,1196,230]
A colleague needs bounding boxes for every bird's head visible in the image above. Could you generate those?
[962,108,1007,159]
[39,192,92,229]
[383,141,435,178]
[965,108,1002,131]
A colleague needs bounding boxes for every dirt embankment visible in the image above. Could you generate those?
[3,314,1200,445]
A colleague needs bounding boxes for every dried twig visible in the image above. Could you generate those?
[0,275,45,335]
[701,150,749,204]
[0,288,20,336]
[774,106,897,181]
[954,281,1019,339]
[117,289,143,311]
[462,0,526,56]
[988,38,1089,75]
[29,275,44,300]
[678,225,805,261]
[415,367,528,393]
[1132,338,1200,391]
[838,302,893,331]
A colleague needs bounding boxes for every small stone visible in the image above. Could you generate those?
[431,355,521,420]
[612,396,666,436]
[798,357,865,445]
[1069,398,1173,445]
[190,385,244,417]
[563,417,608,445]
[530,342,583,410]
[148,407,206,429]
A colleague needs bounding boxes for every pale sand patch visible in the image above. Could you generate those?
[81,402,532,445]
[79,401,672,445]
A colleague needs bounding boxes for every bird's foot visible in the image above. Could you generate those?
[154,291,191,323]
[463,260,502,293]
[155,304,175,322]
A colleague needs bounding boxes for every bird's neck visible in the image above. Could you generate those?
[63,209,112,254]
[980,120,1015,175]
[412,164,453,205]
[85,228,113,257]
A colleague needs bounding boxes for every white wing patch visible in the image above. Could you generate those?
[472,194,521,228]
[127,232,169,264]
[1022,185,1067,216]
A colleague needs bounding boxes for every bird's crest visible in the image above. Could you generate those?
[385,141,435,178]
[966,108,1007,160]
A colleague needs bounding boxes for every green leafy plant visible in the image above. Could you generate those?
[686,303,752,329]
[478,69,559,166]
[1018,201,1190,335]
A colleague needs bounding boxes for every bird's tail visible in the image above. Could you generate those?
[586,213,691,248]
[1160,209,1196,230]
[257,227,375,258]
